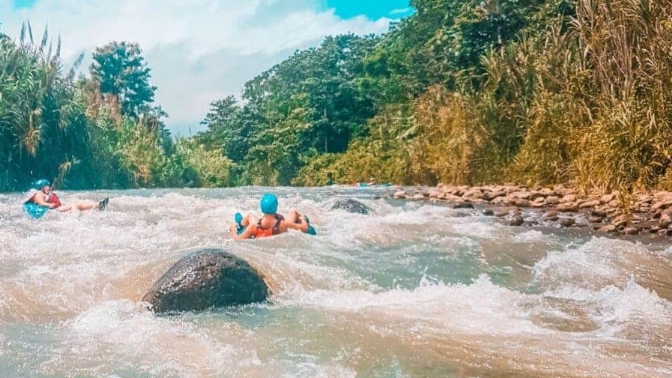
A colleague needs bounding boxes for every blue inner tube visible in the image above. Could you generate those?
[234,212,245,235]
[23,203,49,219]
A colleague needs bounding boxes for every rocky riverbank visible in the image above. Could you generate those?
[390,184,672,238]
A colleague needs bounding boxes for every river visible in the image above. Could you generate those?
[0,187,670,377]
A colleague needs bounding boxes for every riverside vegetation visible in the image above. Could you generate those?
[2,0,672,205]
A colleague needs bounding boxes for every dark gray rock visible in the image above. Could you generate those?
[658,229,672,237]
[559,218,576,227]
[453,202,474,209]
[590,223,604,230]
[509,215,524,226]
[142,248,268,314]
[331,199,371,215]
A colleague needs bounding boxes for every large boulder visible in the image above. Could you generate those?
[330,198,371,215]
[142,248,269,314]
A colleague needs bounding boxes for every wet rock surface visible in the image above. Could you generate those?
[143,248,269,314]
[330,198,371,215]
[389,184,672,238]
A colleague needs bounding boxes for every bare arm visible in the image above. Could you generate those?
[33,193,55,208]
[230,223,256,241]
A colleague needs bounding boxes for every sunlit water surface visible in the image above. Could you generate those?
[0,187,670,377]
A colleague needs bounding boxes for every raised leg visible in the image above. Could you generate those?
[71,201,100,211]
[56,200,102,212]
[285,209,302,224]
[284,209,315,234]
[242,213,258,227]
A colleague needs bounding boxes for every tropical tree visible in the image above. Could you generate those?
[90,41,156,119]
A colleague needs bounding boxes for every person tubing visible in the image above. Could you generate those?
[260,193,278,214]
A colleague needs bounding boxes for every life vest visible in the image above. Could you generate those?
[253,214,284,239]
[26,191,61,208]
[47,192,62,208]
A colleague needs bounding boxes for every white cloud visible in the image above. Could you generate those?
[0,0,392,135]
[390,7,412,15]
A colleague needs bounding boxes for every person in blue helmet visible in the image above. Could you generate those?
[229,193,316,241]
[23,179,109,216]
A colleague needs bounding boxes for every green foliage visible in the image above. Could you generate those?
[173,139,233,187]
[252,0,672,197]
[90,42,157,119]
[0,24,100,190]
[198,34,379,185]
[195,0,590,189]
[293,104,415,186]
[197,96,252,163]
[6,0,672,195]
[0,26,230,192]
[293,138,412,187]
[504,0,672,196]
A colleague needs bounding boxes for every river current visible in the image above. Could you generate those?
[0,187,670,377]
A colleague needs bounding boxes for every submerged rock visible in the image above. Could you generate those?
[588,215,604,223]
[452,202,474,209]
[494,209,511,217]
[143,248,269,314]
[598,224,618,233]
[331,198,371,215]
[509,215,524,226]
[559,217,576,227]
[542,210,559,222]
[556,202,579,212]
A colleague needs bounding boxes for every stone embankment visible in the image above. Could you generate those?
[391,184,672,237]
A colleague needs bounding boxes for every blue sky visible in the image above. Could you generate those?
[325,0,412,19]
[12,0,36,9]
[4,0,413,135]
[14,0,413,17]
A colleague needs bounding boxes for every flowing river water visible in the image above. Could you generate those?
[0,187,670,377]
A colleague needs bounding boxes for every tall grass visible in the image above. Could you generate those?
[0,25,96,190]
[0,25,233,191]
[327,0,672,197]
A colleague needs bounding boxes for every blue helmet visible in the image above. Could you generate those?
[33,179,51,190]
[260,193,278,214]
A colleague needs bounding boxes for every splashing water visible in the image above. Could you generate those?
[0,187,670,377]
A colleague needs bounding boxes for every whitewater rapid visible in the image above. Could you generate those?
[0,187,670,377]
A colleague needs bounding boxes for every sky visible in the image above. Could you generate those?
[4,0,413,136]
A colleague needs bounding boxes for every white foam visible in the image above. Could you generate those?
[0,190,670,377]
[280,274,547,337]
[62,300,264,376]
[280,360,357,378]
[533,237,650,290]
[600,278,672,328]
[513,230,547,243]
[542,279,672,333]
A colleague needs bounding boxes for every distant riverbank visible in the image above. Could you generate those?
[389,184,672,238]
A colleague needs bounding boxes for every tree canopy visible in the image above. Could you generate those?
[90,42,156,119]
[4,0,672,197]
